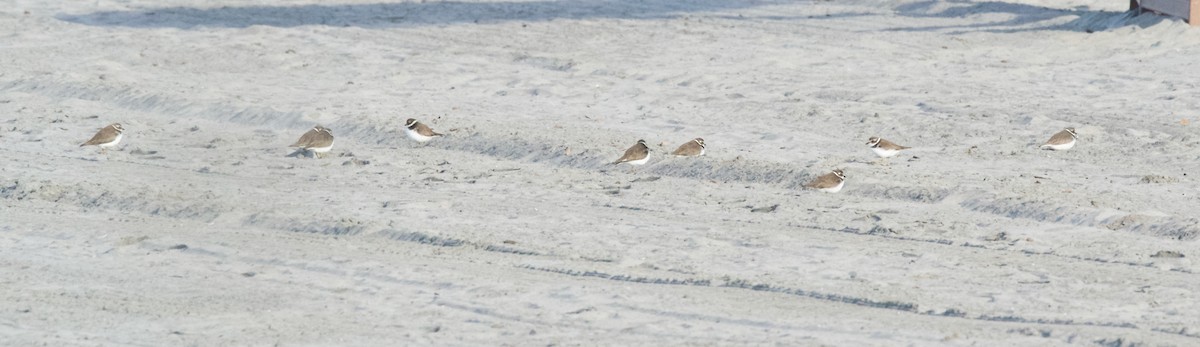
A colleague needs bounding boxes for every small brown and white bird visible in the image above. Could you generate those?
[671,138,706,157]
[1040,127,1077,151]
[613,139,650,165]
[866,136,909,158]
[289,125,334,158]
[80,123,124,153]
[404,118,443,143]
[805,169,846,193]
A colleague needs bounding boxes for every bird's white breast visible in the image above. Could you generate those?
[1041,139,1075,151]
[308,141,333,153]
[818,180,844,193]
[625,157,649,165]
[871,147,899,158]
[98,133,123,148]
[405,128,434,143]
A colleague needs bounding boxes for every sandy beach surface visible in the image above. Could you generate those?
[3,0,1199,345]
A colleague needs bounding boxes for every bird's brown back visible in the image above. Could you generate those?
[615,141,649,163]
[671,139,703,156]
[1044,129,1075,145]
[805,171,844,189]
[81,123,122,146]
[413,122,442,137]
[291,127,334,148]
[876,138,910,150]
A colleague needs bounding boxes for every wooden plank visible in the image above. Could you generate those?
[1192,0,1200,26]
[1140,0,1191,20]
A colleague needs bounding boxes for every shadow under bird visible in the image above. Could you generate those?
[404,118,443,143]
[80,123,124,154]
[613,139,650,165]
[671,138,706,157]
[866,136,909,158]
[1040,127,1077,150]
[289,125,334,158]
[805,169,846,193]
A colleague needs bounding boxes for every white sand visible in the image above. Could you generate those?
[3,0,1200,345]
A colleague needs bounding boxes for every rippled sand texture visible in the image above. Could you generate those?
[3,0,1199,345]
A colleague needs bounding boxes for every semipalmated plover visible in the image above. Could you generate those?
[289,125,334,158]
[404,118,443,143]
[80,123,124,154]
[805,169,846,193]
[866,136,909,158]
[613,139,650,165]
[671,138,705,157]
[1040,127,1077,151]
